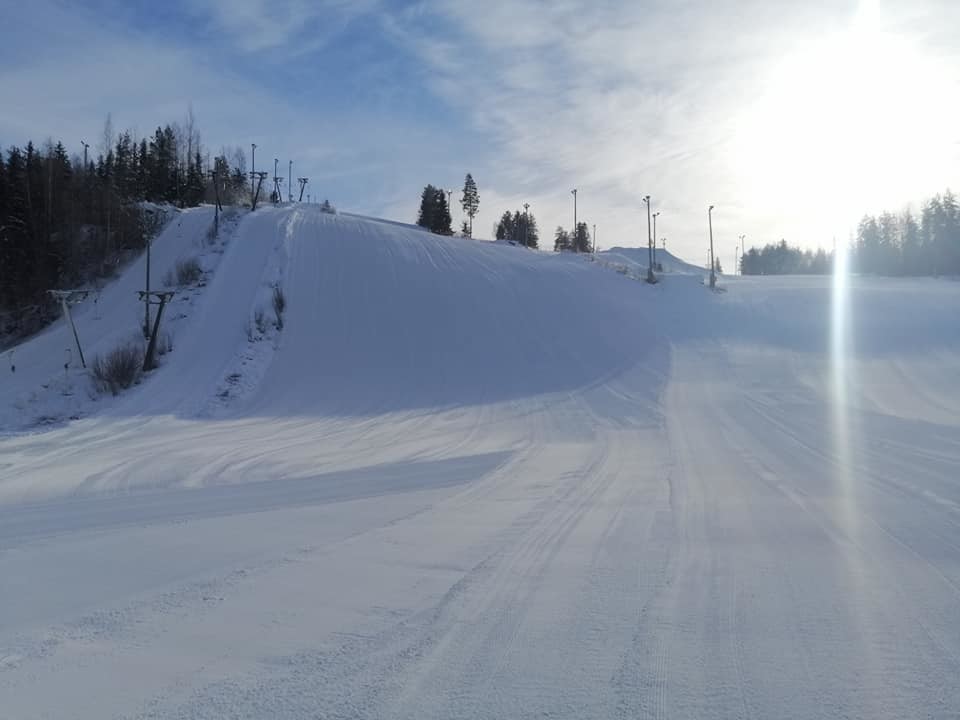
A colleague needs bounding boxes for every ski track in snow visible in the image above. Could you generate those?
[1,205,959,718]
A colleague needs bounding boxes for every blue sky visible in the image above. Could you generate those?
[2,0,958,264]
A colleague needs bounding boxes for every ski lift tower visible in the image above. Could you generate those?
[48,289,90,368]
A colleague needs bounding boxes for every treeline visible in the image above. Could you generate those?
[417,174,481,238]
[851,190,960,275]
[553,223,591,253]
[494,209,539,248]
[741,241,832,275]
[743,189,960,276]
[0,114,250,338]
[416,174,598,255]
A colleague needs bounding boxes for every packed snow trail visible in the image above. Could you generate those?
[1,205,960,718]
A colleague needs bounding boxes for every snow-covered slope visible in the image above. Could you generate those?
[2,205,960,719]
[243,209,662,417]
[600,244,705,275]
[0,206,221,429]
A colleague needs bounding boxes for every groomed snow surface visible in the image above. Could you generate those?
[2,205,959,718]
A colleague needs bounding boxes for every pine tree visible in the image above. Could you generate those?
[939,190,960,274]
[522,211,539,249]
[901,209,922,275]
[877,211,901,275]
[554,226,570,252]
[3,147,35,307]
[855,215,881,274]
[136,139,149,201]
[572,222,591,253]
[493,208,539,247]
[434,188,453,235]
[417,184,438,231]
[495,210,513,240]
[417,185,452,235]
[460,173,479,237]
[0,151,14,309]
[184,151,205,207]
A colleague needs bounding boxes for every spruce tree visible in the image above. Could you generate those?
[901,209,922,275]
[460,173,479,237]
[434,187,453,235]
[184,151,205,207]
[572,222,591,253]
[495,211,513,240]
[418,185,452,235]
[136,139,149,201]
[524,213,539,249]
[417,184,438,231]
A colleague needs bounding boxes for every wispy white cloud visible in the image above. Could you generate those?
[187,0,379,54]
[0,0,454,223]
[386,0,960,259]
[2,0,957,262]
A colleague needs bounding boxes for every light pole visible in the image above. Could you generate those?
[708,205,716,288]
[523,203,530,247]
[250,143,257,206]
[652,211,660,270]
[143,233,154,338]
[643,195,654,283]
[571,188,578,236]
[738,234,746,275]
[80,140,89,172]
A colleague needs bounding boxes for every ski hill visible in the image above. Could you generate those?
[600,244,707,275]
[2,204,960,719]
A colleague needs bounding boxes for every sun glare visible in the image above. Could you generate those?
[829,237,861,540]
[732,0,958,237]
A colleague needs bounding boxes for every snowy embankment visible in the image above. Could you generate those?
[1,205,960,719]
[0,205,247,431]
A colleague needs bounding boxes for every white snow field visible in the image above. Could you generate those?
[1,204,960,719]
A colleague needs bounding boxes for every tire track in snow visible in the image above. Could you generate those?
[148,404,637,719]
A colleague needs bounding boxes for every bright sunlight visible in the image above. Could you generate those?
[733,0,958,238]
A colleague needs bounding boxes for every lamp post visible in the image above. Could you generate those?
[708,205,716,288]
[80,140,89,172]
[593,223,597,254]
[250,143,257,206]
[652,211,660,270]
[643,195,654,283]
[571,188,578,235]
[144,233,151,337]
[523,203,530,247]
